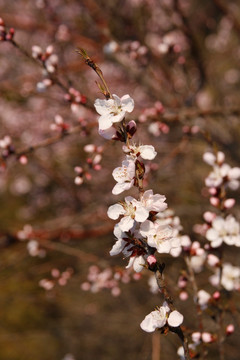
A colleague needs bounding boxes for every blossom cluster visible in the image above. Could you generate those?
[203,151,240,191]
[32,44,59,74]
[74,144,103,185]
[94,92,184,335]
[138,101,170,137]
[81,265,141,297]
[201,151,240,249]
[39,267,74,291]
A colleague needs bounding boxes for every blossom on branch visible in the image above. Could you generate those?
[107,190,168,232]
[140,302,183,332]
[206,215,240,248]
[209,263,240,291]
[112,157,135,195]
[94,94,134,131]
[123,144,157,160]
[140,220,173,254]
[109,224,147,272]
[203,151,240,190]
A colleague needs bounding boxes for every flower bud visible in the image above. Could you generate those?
[126,120,137,138]
[203,152,216,166]
[192,332,201,343]
[209,187,217,195]
[207,254,219,267]
[213,291,220,300]
[203,211,216,223]
[226,324,234,335]
[210,197,220,207]
[216,151,225,165]
[19,155,28,165]
[202,332,213,343]
[224,198,235,209]
[46,44,54,55]
[179,291,188,301]
[147,255,157,266]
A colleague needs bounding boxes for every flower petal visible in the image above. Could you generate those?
[119,216,135,232]
[139,145,157,160]
[112,181,134,195]
[110,238,127,256]
[121,94,134,113]
[107,204,125,220]
[168,310,184,327]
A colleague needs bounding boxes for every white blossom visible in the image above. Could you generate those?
[190,251,206,273]
[154,210,191,256]
[125,144,157,160]
[140,303,183,333]
[109,224,132,256]
[203,151,240,190]
[98,126,117,139]
[203,151,225,166]
[140,190,167,213]
[112,158,135,195]
[148,274,159,294]
[94,94,134,131]
[197,290,211,309]
[168,310,184,327]
[107,191,167,232]
[140,220,173,254]
[209,263,240,291]
[140,304,169,332]
[126,255,146,272]
[206,215,240,248]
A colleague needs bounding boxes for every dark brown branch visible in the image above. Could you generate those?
[15,124,83,158]
[173,0,207,92]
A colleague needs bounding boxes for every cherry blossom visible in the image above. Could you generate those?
[140,190,167,213]
[109,224,133,257]
[154,209,191,256]
[94,94,134,131]
[189,249,206,273]
[209,263,240,291]
[197,290,211,309]
[140,220,173,254]
[148,274,159,294]
[168,310,184,327]
[140,303,183,332]
[98,126,117,139]
[112,157,135,195]
[203,151,240,190]
[206,215,240,248]
[27,239,46,257]
[107,190,167,232]
[126,255,146,272]
[109,224,147,272]
[123,144,157,160]
[203,151,225,166]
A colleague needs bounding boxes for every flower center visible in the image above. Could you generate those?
[111,104,122,115]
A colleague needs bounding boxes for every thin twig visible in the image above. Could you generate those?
[41,239,98,262]
[76,48,112,99]
[154,266,190,360]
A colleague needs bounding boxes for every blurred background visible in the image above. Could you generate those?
[0,0,240,359]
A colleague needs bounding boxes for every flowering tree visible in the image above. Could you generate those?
[0,1,240,360]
